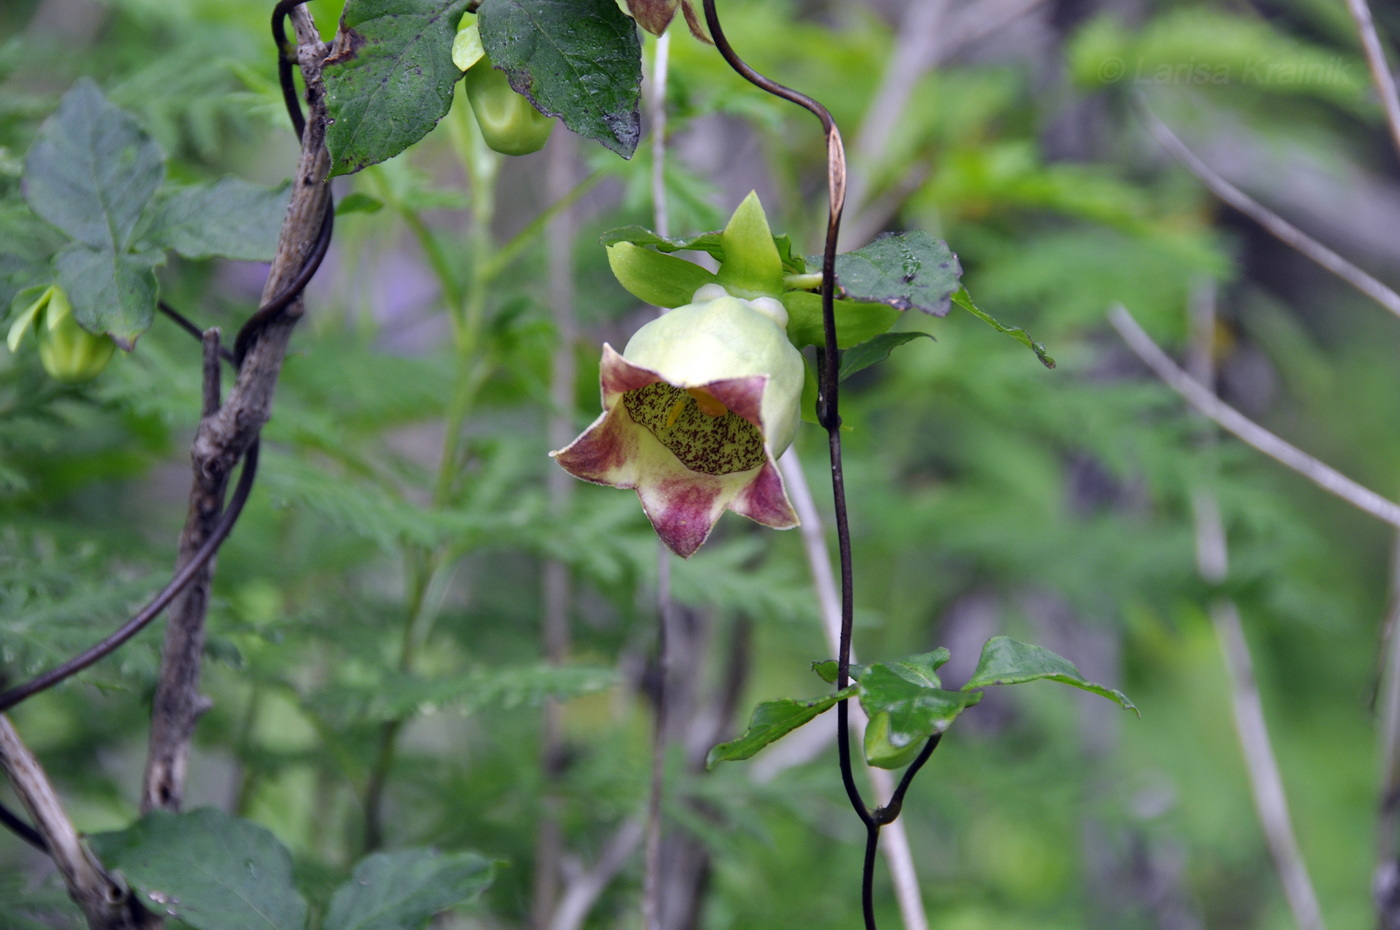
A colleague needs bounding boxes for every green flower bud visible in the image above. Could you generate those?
[462,55,555,157]
[6,285,116,383]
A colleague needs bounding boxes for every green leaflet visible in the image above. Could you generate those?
[477,0,642,158]
[90,809,307,930]
[323,0,471,177]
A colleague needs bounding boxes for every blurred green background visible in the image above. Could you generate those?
[3,0,1399,926]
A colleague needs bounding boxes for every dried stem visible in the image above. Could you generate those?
[1185,282,1326,930]
[1376,534,1400,925]
[1344,0,1400,161]
[142,2,332,813]
[1108,305,1400,530]
[550,818,646,930]
[534,130,580,928]
[1138,102,1400,321]
[1,716,155,928]
[643,31,677,930]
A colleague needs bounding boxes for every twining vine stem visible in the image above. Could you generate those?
[699,2,938,927]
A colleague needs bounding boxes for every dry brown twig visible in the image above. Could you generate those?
[1137,100,1400,320]
[140,5,332,813]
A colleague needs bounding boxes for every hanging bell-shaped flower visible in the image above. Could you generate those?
[552,284,804,558]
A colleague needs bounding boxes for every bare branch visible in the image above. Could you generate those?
[534,130,581,930]
[1108,305,1400,530]
[1186,282,1326,930]
[142,4,332,813]
[550,819,646,930]
[1137,102,1400,321]
[1,716,155,929]
[1345,0,1400,161]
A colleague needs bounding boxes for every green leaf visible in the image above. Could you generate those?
[54,244,162,347]
[707,687,856,768]
[838,332,933,381]
[715,191,782,297]
[606,241,716,308]
[858,661,982,769]
[811,659,867,685]
[963,636,1138,715]
[22,79,164,252]
[336,192,386,215]
[477,0,642,158]
[89,809,307,930]
[325,849,494,930]
[144,178,291,262]
[828,231,961,315]
[886,649,951,688]
[781,291,901,349]
[323,0,471,177]
[950,286,1056,369]
[0,204,65,311]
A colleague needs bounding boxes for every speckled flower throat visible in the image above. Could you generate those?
[622,382,766,476]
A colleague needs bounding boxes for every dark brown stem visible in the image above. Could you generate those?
[142,1,332,813]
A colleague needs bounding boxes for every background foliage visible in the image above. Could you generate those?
[2,0,1399,927]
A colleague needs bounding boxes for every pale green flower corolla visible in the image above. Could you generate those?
[552,285,804,558]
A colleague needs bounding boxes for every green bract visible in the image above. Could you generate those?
[7,285,116,383]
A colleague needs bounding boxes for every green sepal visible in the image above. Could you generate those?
[715,191,783,298]
[606,241,717,309]
[6,285,51,352]
[452,19,485,71]
[599,225,807,274]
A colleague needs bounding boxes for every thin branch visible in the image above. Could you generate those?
[1186,281,1326,930]
[1137,102,1400,321]
[844,0,1047,245]
[1213,600,1328,930]
[534,130,580,929]
[1375,531,1400,925]
[643,31,675,930]
[1108,305,1400,530]
[549,818,646,930]
[650,31,672,240]
[1,716,154,928]
[1344,0,1400,161]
